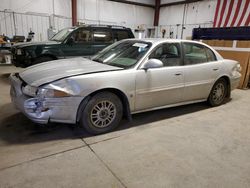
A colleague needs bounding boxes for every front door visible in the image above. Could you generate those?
[135,42,184,111]
[61,28,93,58]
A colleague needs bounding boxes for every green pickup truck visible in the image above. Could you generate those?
[11,25,134,67]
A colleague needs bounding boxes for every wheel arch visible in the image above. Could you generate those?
[210,75,231,99]
[219,75,231,98]
[76,88,132,123]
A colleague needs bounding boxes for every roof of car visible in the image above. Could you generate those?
[123,38,214,48]
[72,24,130,29]
[124,38,223,60]
[125,38,202,44]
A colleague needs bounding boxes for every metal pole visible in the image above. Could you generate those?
[72,0,77,26]
[13,12,16,36]
[181,3,186,39]
[154,0,161,26]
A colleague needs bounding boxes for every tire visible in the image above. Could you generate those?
[33,56,54,65]
[208,78,228,107]
[80,92,123,135]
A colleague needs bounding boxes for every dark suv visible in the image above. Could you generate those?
[11,25,134,67]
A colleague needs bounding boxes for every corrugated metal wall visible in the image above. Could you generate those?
[0,0,155,41]
[159,0,217,39]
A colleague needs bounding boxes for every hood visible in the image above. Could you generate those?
[19,58,123,86]
[13,40,60,48]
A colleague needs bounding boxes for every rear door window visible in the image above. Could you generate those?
[183,43,208,65]
[113,30,129,41]
[72,28,93,43]
[93,29,113,43]
[205,47,216,61]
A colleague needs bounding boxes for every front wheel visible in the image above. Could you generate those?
[208,78,228,107]
[80,92,123,135]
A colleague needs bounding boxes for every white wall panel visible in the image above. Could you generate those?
[0,0,70,40]
[159,0,217,39]
[135,6,154,25]
[0,0,71,16]
[77,0,154,35]
[84,0,98,20]
[0,12,15,36]
[77,0,85,21]
[54,16,71,31]
[185,1,216,24]
[99,1,135,24]
[0,0,53,14]
[159,4,184,25]
[54,0,71,17]
[194,0,216,24]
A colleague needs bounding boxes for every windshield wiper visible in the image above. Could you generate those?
[92,59,103,63]
[107,63,126,68]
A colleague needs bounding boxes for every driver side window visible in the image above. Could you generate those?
[149,43,181,67]
[72,29,93,43]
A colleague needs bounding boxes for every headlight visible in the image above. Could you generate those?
[37,88,71,98]
[22,85,37,97]
[17,49,22,55]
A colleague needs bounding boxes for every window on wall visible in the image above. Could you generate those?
[72,29,92,43]
[149,43,181,66]
[93,30,112,43]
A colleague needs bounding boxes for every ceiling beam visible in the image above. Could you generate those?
[160,0,202,7]
[106,0,155,8]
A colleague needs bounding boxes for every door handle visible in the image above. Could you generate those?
[175,73,182,76]
[213,68,219,71]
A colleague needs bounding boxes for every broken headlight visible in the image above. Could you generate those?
[22,85,37,97]
[37,88,71,98]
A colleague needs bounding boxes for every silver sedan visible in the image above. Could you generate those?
[10,39,241,134]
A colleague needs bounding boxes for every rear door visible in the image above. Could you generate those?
[182,42,220,101]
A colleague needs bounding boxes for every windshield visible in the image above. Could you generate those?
[50,28,75,41]
[91,40,152,68]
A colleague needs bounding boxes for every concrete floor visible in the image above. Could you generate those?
[0,65,250,188]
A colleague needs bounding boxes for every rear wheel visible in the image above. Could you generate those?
[80,92,123,135]
[208,78,228,107]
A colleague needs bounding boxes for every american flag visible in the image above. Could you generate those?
[213,0,250,27]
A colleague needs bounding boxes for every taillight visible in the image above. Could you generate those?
[233,63,241,73]
[236,63,241,72]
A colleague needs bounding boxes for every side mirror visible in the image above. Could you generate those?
[66,37,74,45]
[141,59,163,70]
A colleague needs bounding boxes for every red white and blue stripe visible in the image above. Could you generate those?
[213,0,250,27]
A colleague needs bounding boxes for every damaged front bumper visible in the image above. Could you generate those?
[10,73,83,124]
